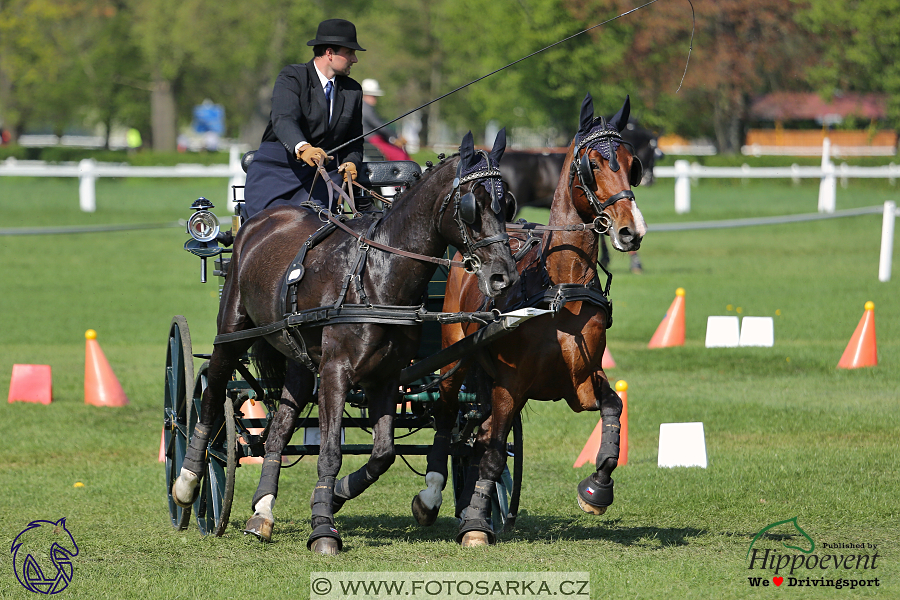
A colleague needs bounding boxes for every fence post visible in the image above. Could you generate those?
[78,158,96,213]
[674,159,691,214]
[817,137,836,213]
[227,145,246,213]
[879,200,896,282]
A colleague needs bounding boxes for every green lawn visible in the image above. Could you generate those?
[0,175,897,599]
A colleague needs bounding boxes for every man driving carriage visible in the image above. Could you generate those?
[243,18,369,220]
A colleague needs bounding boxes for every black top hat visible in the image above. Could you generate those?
[307,19,366,51]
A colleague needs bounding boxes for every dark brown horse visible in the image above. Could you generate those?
[172,130,518,554]
[413,94,647,546]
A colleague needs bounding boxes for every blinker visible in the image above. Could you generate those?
[459,192,477,224]
[578,152,597,191]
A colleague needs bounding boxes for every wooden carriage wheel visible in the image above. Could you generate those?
[164,316,194,530]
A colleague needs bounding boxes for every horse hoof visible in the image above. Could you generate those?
[310,537,340,556]
[411,494,439,526]
[172,473,200,508]
[577,495,608,516]
[460,531,490,548]
[243,515,274,542]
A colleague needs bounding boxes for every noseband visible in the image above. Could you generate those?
[569,123,638,234]
[439,151,510,273]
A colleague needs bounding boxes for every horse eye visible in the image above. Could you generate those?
[590,161,598,170]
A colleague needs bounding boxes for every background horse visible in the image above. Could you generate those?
[500,119,660,273]
[173,130,518,555]
[413,94,646,546]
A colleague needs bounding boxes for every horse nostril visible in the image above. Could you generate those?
[618,227,633,242]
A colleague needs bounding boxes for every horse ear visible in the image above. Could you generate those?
[460,130,475,167]
[489,127,507,165]
[579,93,594,135]
[610,95,631,133]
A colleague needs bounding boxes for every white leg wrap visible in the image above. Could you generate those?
[417,472,445,510]
[253,494,275,521]
[173,468,199,504]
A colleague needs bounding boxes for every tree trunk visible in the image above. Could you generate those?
[151,74,176,152]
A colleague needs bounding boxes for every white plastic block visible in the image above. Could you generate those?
[705,316,740,347]
[658,422,708,468]
[740,316,774,347]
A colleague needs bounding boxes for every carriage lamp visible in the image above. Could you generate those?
[185,197,224,283]
[187,197,220,243]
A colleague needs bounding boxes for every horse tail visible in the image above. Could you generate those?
[250,340,287,402]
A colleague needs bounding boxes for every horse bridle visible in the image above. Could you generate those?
[569,122,642,234]
[439,150,510,273]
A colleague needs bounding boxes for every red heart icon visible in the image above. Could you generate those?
[773,577,783,586]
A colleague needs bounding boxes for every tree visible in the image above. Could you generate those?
[796,0,900,127]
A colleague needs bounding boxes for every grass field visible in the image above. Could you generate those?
[0,172,898,599]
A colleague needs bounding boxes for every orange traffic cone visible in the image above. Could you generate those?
[239,397,267,464]
[158,427,166,462]
[573,380,628,468]
[602,347,616,369]
[648,288,686,348]
[8,364,53,405]
[84,330,129,406]
[838,301,877,369]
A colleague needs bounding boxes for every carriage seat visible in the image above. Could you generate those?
[240,150,422,189]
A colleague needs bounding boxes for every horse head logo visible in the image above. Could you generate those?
[11,518,79,594]
[747,516,815,558]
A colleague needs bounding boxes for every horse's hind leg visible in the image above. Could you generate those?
[172,340,249,507]
[244,361,313,542]
[576,375,622,515]
[412,362,467,526]
[332,379,398,513]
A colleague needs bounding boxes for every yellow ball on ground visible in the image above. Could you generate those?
[74,482,85,488]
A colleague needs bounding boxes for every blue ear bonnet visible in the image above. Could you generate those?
[576,118,622,163]
[459,151,505,213]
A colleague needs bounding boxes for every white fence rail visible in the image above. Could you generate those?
[655,138,899,215]
[0,146,246,212]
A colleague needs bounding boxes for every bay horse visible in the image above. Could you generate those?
[172,130,518,554]
[413,94,647,546]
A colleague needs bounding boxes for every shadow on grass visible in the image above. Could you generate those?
[228,512,707,550]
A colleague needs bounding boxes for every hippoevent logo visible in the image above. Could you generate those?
[746,517,880,590]
[11,518,79,594]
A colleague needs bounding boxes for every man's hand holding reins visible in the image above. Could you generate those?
[298,144,328,166]
[338,162,357,184]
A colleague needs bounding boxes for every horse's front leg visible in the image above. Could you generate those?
[575,373,622,515]
[412,360,467,526]
[172,342,246,507]
[307,360,349,555]
[332,379,398,513]
[244,361,313,542]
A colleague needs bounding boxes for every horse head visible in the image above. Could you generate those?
[569,93,647,252]
[439,129,518,297]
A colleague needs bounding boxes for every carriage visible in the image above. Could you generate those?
[163,154,527,538]
[162,95,644,553]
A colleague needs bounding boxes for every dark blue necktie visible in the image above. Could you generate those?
[324,80,334,122]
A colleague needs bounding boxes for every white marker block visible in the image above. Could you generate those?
[740,316,774,347]
[705,316,740,347]
[658,422,707,468]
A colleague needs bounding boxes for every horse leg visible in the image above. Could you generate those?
[172,341,248,507]
[576,375,622,515]
[244,361,313,542]
[307,361,348,555]
[332,380,398,513]
[457,368,514,547]
[412,362,467,526]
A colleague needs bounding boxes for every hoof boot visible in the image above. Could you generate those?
[461,531,490,547]
[310,537,340,556]
[411,494,439,526]
[243,515,274,542]
[577,495,608,515]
